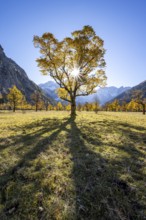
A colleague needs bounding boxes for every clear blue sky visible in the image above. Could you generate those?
[0,0,146,87]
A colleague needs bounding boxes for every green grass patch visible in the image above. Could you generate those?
[0,111,146,219]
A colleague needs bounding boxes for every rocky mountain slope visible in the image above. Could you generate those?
[109,80,146,103]
[0,45,53,103]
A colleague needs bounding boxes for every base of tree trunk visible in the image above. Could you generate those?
[71,103,76,118]
[70,112,77,120]
[70,112,77,116]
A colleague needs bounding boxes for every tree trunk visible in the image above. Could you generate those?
[36,103,38,112]
[13,102,15,112]
[142,104,145,115]
[71,98,76,117]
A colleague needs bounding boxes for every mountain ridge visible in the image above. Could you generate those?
[109,80,146,104]
[0,45,54,104]
[39,81,131,105]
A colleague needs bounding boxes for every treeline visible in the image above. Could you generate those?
[103,90,146,114]
[0,86,145,114]
[0,86,100,112]
[103,99,144,112]
[0,86,52,112]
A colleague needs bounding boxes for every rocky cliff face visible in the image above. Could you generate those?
[0,45,53,103]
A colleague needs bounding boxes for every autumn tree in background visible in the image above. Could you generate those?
[102,100,120,112]
[77,103,82,111]
[7,86,24,112]
[48,104,53,110]
[0,93,5,110]
[93,96,100,113]
[31,90,42,112]
[65,104,71,111]
[120,101,127,112]
[38,100,45,111]
[33,25,107,117]
[132,90,146,115]
[83,102,90,111]
[103,103,110,111]
[0,93,3,104]
[43,99,49,111]
[56,102,63,110]
[126,99,139,112]
[111,99,120,111]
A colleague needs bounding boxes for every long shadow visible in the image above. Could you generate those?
[0,116,145,219]
[0,117,71,219]
[68,117,145,220]
[79,119,146,189]
[0,118,63,152]
[78,119,146,160]
[0,118,70,186]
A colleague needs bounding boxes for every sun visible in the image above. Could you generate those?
[71,68,80,78]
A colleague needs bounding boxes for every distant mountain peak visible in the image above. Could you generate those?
[39,81,60,101]
[39,81,131,105]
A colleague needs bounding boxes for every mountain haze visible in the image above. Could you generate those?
[39,81,60,102]
[76,86,130,105]
[39,81,130,105]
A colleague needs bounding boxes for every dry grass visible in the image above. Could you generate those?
[0,111,146,220]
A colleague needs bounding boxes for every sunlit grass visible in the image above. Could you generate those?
[0,111,146,219]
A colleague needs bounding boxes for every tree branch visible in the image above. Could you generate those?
[59,97,71,103]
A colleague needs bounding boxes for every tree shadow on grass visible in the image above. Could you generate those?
[0,118,70,183]
[0,116,145,219]
[67,117,146,220]
[0,117,71,219]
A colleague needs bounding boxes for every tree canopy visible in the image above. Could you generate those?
[7,86,24,112]
[33,25,107,116]
[31,90,43,112]
[132,90,146,114]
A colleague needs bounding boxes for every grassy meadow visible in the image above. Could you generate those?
[0,111,146,220]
